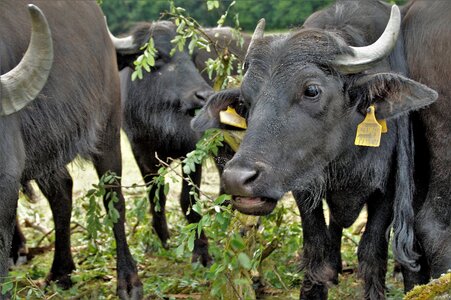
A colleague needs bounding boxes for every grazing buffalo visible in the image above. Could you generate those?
[0,1,141,299]
[12,22,250,281]
[109,22,250,266]
[192,0,448,298]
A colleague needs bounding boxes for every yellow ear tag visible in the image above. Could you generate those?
[222,130,246,152]
[219,106,247,129]
[378,119,388,133]
[355,105,382,147]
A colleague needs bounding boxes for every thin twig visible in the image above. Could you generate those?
[261,239,279,262]
[154,153,216,202]
[24,219,51,235]
[342,230,359,247]
[273,266,289,290]
[36,228,55,247]
[161,12,244,61]
[225,273,244,300]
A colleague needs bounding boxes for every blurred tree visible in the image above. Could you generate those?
[101,0,408,34]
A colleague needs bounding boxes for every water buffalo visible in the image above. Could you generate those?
[12,23,250,287]
[401,0,451,285]
[0,1,142,299]
[113,21,214,266]
[109,23,250,265]
[192,0,446,298]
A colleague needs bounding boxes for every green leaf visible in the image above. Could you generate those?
[231,234,246,250]
[182,164,191,175]
[215,194,231,205]
[187,233,195,252]
[238,252,252,270]
[131,71,138,81]
[192,202,202,215]
[1,281,13,295]
[163,183,170,196]
[143,62,150,72]
[147,54,155,66]
[175,244,184,257]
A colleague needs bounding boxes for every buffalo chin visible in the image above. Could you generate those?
[232,196,278,216]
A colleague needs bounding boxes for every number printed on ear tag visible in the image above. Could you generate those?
[355,105,382,147]
[219,106,247,129]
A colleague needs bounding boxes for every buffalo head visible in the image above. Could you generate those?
[109,21,213,117]
[192,6,438,216]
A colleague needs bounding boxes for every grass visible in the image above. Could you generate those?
[9,131,408,299]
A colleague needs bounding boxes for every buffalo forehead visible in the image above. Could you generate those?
[247,30,343,78]
[282,30,343,65]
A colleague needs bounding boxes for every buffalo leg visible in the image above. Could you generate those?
[357,190,392,300]
[0,176,20,300]
[35,168,75,289]
[294,191,335,300]
[129,144,170,248]
[10,217,27,265]
[415,185,451,279]
[180,164,212,266]
[328,216,343,278]
[401,250,430,292]
[92,131,142,300]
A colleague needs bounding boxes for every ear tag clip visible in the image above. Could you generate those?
[219,106,247,129]
[378,118,388,133]
[221,130,246,152]
[355,105,382,147]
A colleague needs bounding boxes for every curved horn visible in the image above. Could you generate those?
[0,4,53,116]
[245,18,266,59]
[104,17,137,54]
[333,5,401,74]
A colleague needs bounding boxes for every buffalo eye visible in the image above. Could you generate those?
[304,85,321,99]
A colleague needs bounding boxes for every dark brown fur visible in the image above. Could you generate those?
[0,1,142,299]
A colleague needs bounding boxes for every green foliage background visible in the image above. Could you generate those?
[102,0,407,34]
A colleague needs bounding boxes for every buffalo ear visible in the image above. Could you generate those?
[191,88,241,132]
[350,73,438,119]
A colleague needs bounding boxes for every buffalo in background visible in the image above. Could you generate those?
[11,17,250,286]
[0,1,142,299]
[111,22,250,266]
[193,0,449,298]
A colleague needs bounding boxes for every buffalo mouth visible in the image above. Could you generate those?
[231,196,278,216]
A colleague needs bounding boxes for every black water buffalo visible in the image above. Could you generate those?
[0,1,141,299]
[11,22,250,282]
[113,21,215,266]
[109,23,250,265]
[401,0,451,284]
[192,0,447,298]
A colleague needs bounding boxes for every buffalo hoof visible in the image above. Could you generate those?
[45,273,73,290]
[117,286,143,300]
[191,251,213,267]
[161,240,169,250]
[192,238,212,267]
[300,282,328,300]
[117,274,143,300]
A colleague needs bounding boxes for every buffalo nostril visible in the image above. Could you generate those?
[222,167,260,196]
[242,169,259,186]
